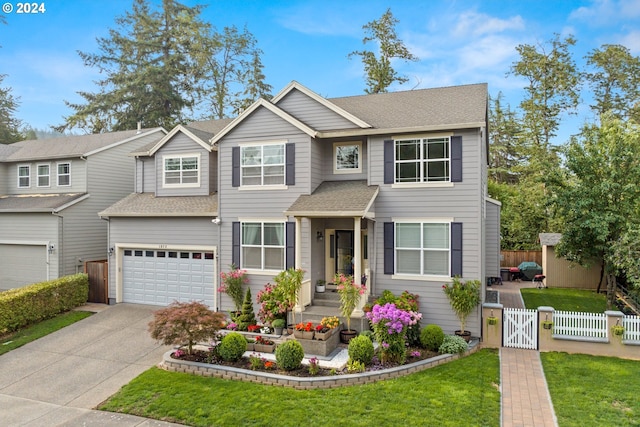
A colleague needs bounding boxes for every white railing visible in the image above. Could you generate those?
[623,315,640,341]
[553,310,607,339]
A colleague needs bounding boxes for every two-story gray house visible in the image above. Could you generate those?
[100,81,500,337]
[0,128,166,291]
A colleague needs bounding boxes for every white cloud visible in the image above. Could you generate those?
[617,30,640,53]
[570,0,640,26]
[453,11,525,38]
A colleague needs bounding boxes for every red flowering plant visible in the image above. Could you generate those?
[295,321,314,331]
[315,324,328,333]
[247,324,261,333]
[255,335,274,345]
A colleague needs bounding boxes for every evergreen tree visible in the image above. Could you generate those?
[237,288,257,331]
[349,8,418,94]
[0,74,24,144]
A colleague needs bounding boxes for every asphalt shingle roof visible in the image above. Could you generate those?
[285,180,379,217]
[0,193,87,212]
[99,192,218,218]
[0,128,164,162]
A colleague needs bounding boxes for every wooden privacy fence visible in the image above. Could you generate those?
[500,250,542,267]
[84,260,108,304]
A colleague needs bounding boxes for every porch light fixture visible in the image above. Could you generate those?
[108,247,114,256]
[316,231,323,241]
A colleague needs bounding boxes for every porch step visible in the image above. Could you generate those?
[313,289,340,307]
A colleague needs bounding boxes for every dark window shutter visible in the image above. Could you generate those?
[232,147,240,187]
[451,222,463,276]
[384,139,394,184]
[286,221,296,269]
[232,221,240,267]
[451,136,462,182]
[286,143,295,186]
[384,222,394,274]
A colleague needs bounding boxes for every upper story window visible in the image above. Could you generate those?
[57,162,71,186]
[18,165,30,188]
[241,143,285,186]
[395,221,450,276]
[163,154,200,188]
[37,164,50,187]
[333,141,361,174]
[395,137,450,183]
[241,221,285,270]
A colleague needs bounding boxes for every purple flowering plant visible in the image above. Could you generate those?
[366,302,422,364]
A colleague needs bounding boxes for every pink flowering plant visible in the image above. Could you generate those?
[219,264,248,312]
[366,302,422,364]
[256,282,288,325]
[335,273,366,331]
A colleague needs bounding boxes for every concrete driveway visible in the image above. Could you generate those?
[0,303,184,426]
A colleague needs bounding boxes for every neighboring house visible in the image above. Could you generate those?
[539,233,601,289]
[0,128,166,291]
[101,81,499,337]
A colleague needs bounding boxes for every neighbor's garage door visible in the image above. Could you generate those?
[0,244,47,291]
[122,249,215,307]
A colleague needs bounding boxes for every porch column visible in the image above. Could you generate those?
[293,216,306,313]
[352,216,367,317]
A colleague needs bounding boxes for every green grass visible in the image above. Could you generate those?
[100,349,500,427]
[521,288,606,312]
[0,310,93,356]
[542,352,639,427]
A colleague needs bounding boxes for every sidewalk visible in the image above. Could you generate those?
[498,280,558,427]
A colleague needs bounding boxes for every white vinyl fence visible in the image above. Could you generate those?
[553,310,607,341]
[623,315,640,342]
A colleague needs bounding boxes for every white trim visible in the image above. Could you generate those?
[0,239,50,246]
[485,196,502,206]
[238,185,288,191]
[36,163,51,188]
[391,131,454,140]
[333,141,362,174]
[238,139,287,147]
[391,182,454,189]
[317,122,485,139]
[392,217,454,223]
[271,81,372,129]
[54,193,90,213]
[17,164,31,188]
[56,161,71,187]
[162,153,201,188]
[392,274,452,282]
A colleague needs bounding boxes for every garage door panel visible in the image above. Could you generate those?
[0,244,47,290]
[123,248,215,307]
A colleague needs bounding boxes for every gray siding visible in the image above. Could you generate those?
[107,217,218,301]
[209,151,218,193]
[276,89,357,131]
[217,106,314,305]
[155,133,211,197]
[139,157,155,193]
[320,138,368,182]
[0,164,8,193]
[6,158,87,194]
[368,129,485,336]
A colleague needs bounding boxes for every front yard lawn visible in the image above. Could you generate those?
[100,348,500,427]
[521,288,606,312]
[0,310,93,356]
[542,352,639,427]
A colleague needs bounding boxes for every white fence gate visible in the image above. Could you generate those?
[503,308,538,349]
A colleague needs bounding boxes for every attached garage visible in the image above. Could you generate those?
[0,243,48,291]
[121,248,215,307]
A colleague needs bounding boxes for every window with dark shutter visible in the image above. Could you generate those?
[451,222,463,276]
[285,143,295,186]
[232,147,240,187]
[384,140,394,184]
[384,222,394,274]
[286,221,295,269]
[451,136,462,182]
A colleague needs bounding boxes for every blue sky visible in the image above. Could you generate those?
[1,0,639,143]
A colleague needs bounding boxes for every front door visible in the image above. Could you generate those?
[335,230,354,276]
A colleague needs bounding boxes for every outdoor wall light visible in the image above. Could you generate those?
[108,247,114,256]
[317,231,323,241]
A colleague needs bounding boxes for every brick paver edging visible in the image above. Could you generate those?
[160,344,479,390]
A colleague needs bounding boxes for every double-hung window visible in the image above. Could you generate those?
[57,162,70,186]
[395,137,450,183]
[37,164,50,187]
[334,142,361,174]
[18,165,30,188]
[395,222,450,276]
[241,143,285,186]
[241,222,285,270]
[163,154,199,187]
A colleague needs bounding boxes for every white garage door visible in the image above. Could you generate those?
[122,249,215,307]
[0,244,47,291]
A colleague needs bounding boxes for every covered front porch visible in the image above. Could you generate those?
[285,180,379,328]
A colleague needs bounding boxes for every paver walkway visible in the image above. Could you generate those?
[498,279,558,426]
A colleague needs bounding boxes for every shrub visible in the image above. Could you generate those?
[148,301,226,354]
[218,332,247,361]
[420,324,445,351]
[347,359,366,373]
[236,288,257,331]
[0,273,89,334]
[438,335,469,355]
[359,330,375,342]
[348,335,374,365]
[275,339,304,371]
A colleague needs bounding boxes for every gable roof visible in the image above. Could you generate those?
[284,180,379,219]
[0,193,89,213]
[131,125,214,157]
[272,81,372,129]
[0,128,166,162]
[99,192,218,218]
[209,98,317,145]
